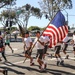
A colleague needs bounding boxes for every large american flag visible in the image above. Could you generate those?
[43,11,68,48]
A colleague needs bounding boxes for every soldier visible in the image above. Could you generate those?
[23,31,34,66]
[43,35,50,59]
[72,31,75,57]
[34,31,46,71]
[0,31,8,62]
[62,35,69,59]
[55,42,64,66]
[4,32,14,53]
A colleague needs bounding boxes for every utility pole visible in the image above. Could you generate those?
[64,10,68,25]
[67,12,68,25]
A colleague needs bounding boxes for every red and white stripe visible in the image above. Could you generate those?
[43,24,68,48]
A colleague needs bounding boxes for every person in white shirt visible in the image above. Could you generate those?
[34,31,46,71]
[55,42,64,66]
[72,31,75,57]
[24,31,34,66]
[62,35,69,59]
[42,35,50,59]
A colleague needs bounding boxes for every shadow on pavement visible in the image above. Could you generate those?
[0,62,75,75]
[2,62,47,73]
[46,68,75,75]
[6,53,24,57]
[63,63,75,70]
[0,66,25,75]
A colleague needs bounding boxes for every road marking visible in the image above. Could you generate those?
[0,56,75,66]
[72,72,75,74]
[0,59,30,66]
[47,58,56,60]
[47,57,75,61]
[13,48,18,51]
[68,57,75,60]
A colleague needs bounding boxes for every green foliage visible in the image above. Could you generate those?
[0,0,16,8]
[21,4,42,18]
[1,10,16,19]
[28,26,41,31]
[15,4,42,31]
[11,27,17,31]
[28,26,46,31]
[40,27,46,30]
[0,3,42,33]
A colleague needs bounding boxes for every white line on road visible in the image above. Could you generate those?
[13,48,18,51]
[72,72,75,74]
[0,59,30,67]
[47,57,75,60]
[0,56,75,67]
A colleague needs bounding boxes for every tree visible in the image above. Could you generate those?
[0,10,16,27]
[40,26,46,30]
[28,26,40,31]
[0,4,42,34]
[0,0,16,8]
[38,0,72,20]
[17,4,42,30]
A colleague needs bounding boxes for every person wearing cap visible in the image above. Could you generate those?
[23,31,34,66]
[34,31,46,71]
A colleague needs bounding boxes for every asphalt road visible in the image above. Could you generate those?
[0,40,75,75]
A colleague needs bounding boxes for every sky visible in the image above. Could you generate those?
[0,0,75,28]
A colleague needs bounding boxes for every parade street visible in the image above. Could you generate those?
[0,41,75,75]
[0,0,75,75]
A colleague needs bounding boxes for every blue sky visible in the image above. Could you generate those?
[0,0,75,28]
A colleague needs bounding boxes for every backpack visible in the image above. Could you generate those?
[0,37,3,48]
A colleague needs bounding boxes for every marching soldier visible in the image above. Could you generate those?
[42,35,50,59]
[0,31,8,62]
[4,32,14,53]
[34,31,46,71]
[71,31,75,57]
[62,35,69,59]
[55,41,64,66]
[23,31,34,66]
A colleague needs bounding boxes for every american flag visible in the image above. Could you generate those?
[43,11,68,48]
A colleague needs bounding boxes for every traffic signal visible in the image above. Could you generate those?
[10,21,12,27]
[45,14,48,19]
[8,27,10,30]
[26,4,30,11]
[6,20,8,27]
